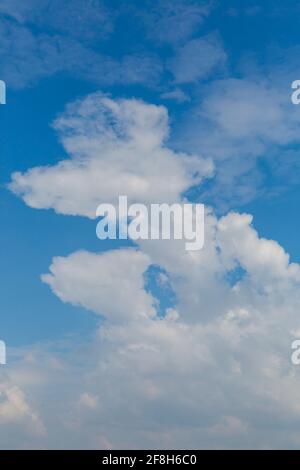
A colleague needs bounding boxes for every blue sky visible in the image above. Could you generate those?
[2,0,300,450]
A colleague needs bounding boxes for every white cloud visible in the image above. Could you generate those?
[217,212,300,286]
[7,93,300,449]
[0,385,46,438]
[198,79,297,145]
[9,93,213,217]
[160,88,190,103]
[0,1,216,90]
[42,249,156,323]
[169,35,227,84]
[6,210,300,449]
[176,77,300,206]
[0,16,163,89]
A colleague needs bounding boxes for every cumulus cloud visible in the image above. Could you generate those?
[42,249,156,323]
[9,93,213,216]
[4,209,300,449]
[8,92,300,449]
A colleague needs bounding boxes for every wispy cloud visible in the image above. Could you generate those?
[0,16,163,89]
[168,33,227,83]
[0,0,113,41]
[141,0,213,45]
[175,74,300,207]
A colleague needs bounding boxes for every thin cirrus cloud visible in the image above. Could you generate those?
[141,0,213,45]
[0,0,113,41]
[42,249,157,324]
[175,75,300,207]
[0,0,164,90]
[0,16,163,89]
[0,0,217,90]
[168,34,227,84]
[4,0,300,451]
